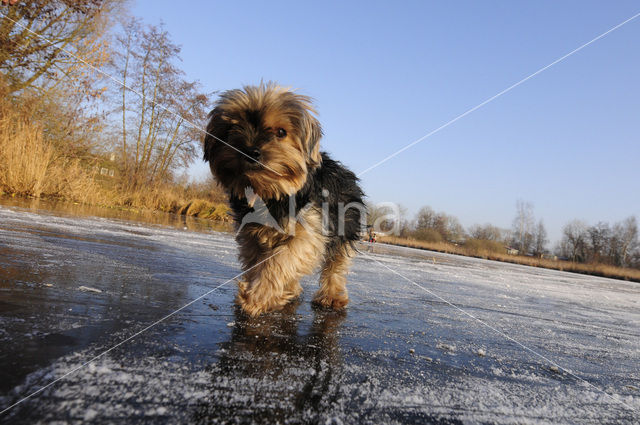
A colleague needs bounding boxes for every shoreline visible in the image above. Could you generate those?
[2,193,638,284]
[0,194,233,234]
[377,236,640,284]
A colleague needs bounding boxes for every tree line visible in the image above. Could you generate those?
[369,200,639,269]
[558,217,638,267]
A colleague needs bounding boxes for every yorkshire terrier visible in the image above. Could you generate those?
[204,84,365,317]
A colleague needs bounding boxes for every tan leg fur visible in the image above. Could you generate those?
[313,243,353,310]
[236,208,326,317]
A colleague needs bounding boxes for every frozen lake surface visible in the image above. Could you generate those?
[0,202,639,424]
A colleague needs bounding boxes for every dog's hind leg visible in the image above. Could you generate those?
[313,243,353,310]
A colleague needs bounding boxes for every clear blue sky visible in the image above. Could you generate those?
[132,1,640,245]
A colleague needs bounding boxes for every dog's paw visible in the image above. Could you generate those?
[312,292,349,310]
[236,282,297,317]
[238,299,271,317]
[235,280,265,317]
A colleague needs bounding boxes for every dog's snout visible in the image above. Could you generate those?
[245,148,261,161]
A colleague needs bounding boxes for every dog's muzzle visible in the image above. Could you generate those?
[243,147,261,162]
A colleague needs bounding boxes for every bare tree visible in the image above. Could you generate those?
[630,249,640,269]
[512,199,535,254]
[0,0,123,161]
[110,19,210,187]
[469,223,503,241]
[613,216,638,267]
[112,17,141,175]
[413,206,464,242]
[412,206,442,242]
[560,220,588,262]
[586,222,611,263]
[0,0,122,95]
[445,215,465,243]
[366,202,387,227]
[366,202,401,235]
[396,204,410,237]
[415,206,436,231]
[532,219,548,256]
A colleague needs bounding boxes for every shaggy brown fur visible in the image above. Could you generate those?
[204,83,364,317]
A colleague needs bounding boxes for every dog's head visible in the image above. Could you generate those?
[203,83,322,200]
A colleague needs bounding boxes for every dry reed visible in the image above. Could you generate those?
[0,105,230,221]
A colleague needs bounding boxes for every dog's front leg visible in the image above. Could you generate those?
[236,220,325,317]
[236,268,299,317]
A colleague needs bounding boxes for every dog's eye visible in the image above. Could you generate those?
[276,128,287,139]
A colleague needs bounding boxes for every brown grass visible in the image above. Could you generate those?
[0,116,53,197]
[0,111,102,202]
[0,99,230,222]
[184,199,230,220]
[87,183,231,221]
[379,235,640,283]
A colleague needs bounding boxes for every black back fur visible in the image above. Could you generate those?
[229,152,365,257]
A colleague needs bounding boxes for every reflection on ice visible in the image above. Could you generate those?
[194,305,346,423]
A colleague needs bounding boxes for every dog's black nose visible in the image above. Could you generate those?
[244,148,261,161]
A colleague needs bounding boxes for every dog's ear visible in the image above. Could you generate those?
[203,107,231,163]
[303,114,323,167]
